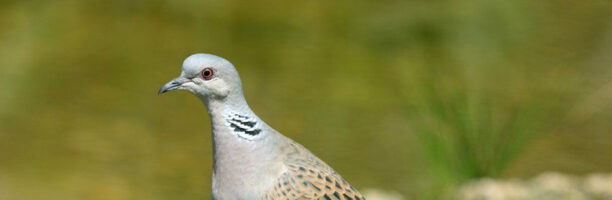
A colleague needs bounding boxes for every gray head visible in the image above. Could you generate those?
[158,53,243,100]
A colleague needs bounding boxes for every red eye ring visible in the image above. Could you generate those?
[201,68,214,80]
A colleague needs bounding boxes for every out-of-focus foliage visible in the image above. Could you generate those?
[0,0,611,199]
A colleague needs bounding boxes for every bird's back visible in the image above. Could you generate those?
[261,140,365,200]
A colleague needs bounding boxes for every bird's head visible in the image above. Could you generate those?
[158,53,243,100]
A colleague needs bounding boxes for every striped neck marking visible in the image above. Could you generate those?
[225,113,262,139]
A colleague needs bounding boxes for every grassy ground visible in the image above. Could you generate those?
[1,0,611,199]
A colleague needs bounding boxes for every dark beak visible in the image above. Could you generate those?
[158,77,190,95]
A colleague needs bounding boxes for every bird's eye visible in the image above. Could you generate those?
[201,68,214,80]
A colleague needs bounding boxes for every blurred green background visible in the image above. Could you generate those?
[1,0,611,199]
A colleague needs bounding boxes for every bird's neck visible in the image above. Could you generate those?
[200,93,262,149]
[199,93,284,184]
[201,93,258,137]
[203,93,252,117]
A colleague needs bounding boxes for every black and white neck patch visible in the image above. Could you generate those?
[225,112,262,140]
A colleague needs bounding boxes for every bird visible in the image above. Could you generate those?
[158,53,365,200]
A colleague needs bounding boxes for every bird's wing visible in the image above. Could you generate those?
[262,142,365,200]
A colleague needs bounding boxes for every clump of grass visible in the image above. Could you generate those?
[386,1,591,196]
[396,61,564,199]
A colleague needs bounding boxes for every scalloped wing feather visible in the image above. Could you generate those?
[262,143,365,200]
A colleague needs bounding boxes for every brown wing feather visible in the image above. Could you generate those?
[263,142,365,200]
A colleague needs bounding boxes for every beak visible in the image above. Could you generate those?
[158,77,191,95]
